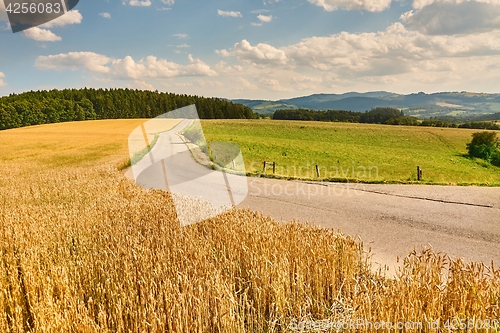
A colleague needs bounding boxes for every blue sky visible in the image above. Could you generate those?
[1,0,500,100]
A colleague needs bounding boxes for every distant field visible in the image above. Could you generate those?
[0,119,145,169]
[201,119,500,186]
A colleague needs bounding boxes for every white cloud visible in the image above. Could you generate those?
[251,22,263,27]
[177,43,190,48]
[215,49,231,57]
[257,14,273,22]
[40,10,83,28]
[124,0,152,6]
[0,72,6,87]
[35,52,218,79]
[173,33,188,39]
[215,61,243,73]
[21,10,83,42]
[259,78,290,91]
[217,10,243,17]
[158,0,174,10]
[290,75,323,84]
[35,52,112,73]
[216,22,500,92]
[402,0,500,35]
[23,27,62,42]
[412,0,436,9]
[236,77,258,90]
[251,9,270,13]
[100,12,112,19]
[307,0,392,12]
[217,39,288,66]
[127,80,155,91]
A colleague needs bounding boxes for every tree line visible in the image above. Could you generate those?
[274,107,410,124]
[273,107,500,130]
[0,88,256,130]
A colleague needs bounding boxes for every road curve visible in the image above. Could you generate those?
[237,178,500,275]
[126,120,500,275]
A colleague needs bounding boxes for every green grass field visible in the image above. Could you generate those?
[201,120,500,186]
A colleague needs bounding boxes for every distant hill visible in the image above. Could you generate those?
[234,91,500,119]
[232,99,298,114]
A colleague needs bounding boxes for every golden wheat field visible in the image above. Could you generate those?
[0,120,499,332]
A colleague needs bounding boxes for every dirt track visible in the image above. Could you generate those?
[236,178,500,276]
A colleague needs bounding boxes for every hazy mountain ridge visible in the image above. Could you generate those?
[234,91,500,119]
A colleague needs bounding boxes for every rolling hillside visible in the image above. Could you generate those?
[235,91,500,119]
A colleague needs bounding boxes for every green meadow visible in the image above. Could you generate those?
[201,119,500,186]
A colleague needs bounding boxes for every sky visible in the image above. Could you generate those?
[1,0,500,100]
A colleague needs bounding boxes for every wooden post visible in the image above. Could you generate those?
[272,162,276,174]
[316,165,320,178]
[263,161,266,173]
[417,166,422,181]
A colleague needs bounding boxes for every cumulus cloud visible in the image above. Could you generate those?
[217,39,288,66]
[23,27,62,42]
[257,14,273,22]
[40,10,83,28]
[35,52,218,79]
[20,10,82,41]
[217,10,243,17]
[100,12,111,19]
[307,0,392,12]
[173,33,188,39]
[111,55,217,79]
[125,0,152,6]
[215,61,243,74]
[35,52,112,73]
[127,80,155,91]
[402,0,500,35]
[217,22,500,82]
[290,75,323,84]
[412,0,436,9]
[285,22,500,74]
[161,0,175,4]
[236,77,258,90]
[0,72,6,86]
[259,78,290,91]
[251,9,270,13]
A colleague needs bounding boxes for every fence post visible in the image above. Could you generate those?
[316,165,320,178]
[263,161,266,173]
[272,162,276,174]
[417,166,422,181]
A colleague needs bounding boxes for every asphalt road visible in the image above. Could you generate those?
[237,178,500,275]
[126,119,500,275]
